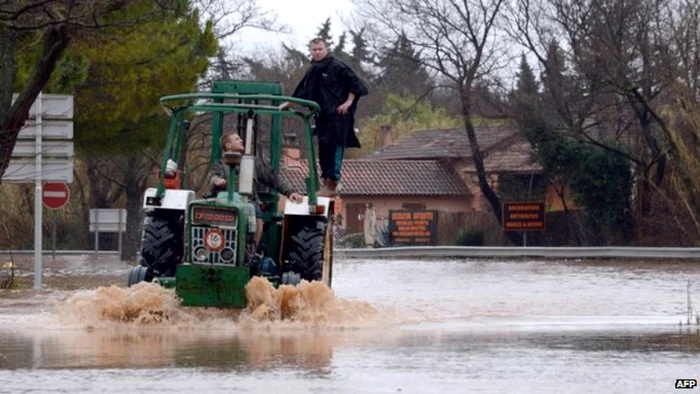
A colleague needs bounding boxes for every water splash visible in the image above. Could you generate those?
[242,276,380,328]
[57,277,388,331]
[59,282,199,327]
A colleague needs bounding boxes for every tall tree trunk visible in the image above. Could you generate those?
[121,154,152,261]
[122,182,144,262]
[632,102,665,216]
[85,157,113,250]
[0,25,70,183]
[73,166,91,241]
[85,158,112,208]
[0,27,16,128]
[460,86,523,246]
[0,27,17,184]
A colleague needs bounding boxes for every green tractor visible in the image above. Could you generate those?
[126,81,335,308]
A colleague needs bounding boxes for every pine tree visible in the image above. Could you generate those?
[377,32,432,97]
[333,32,347,58]
[315,17,334,50]
[516,54,538,97]
[512,54,540,128]
[282,43,308,67]
[540,39,569,112]
[350,28,370,66]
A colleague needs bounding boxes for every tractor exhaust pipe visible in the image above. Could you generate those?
[240,117,255,196]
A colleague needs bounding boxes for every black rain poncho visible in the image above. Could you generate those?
[292,55,368,148]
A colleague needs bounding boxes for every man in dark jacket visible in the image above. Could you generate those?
[208,132,303,249]
[279,37,368,197]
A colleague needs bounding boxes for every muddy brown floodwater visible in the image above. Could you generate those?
[0,254,698,393]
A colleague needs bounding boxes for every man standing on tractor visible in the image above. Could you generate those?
[208,132,304,252]
[278,37,369,197]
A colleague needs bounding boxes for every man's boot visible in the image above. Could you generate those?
[317,178,338,197]
[317,178,332,197]
[325,179,338,197]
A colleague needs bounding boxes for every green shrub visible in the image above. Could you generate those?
[454,228,484,246]
[339,232,365,248]
[0,262,16,289]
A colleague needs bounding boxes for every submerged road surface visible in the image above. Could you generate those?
[0,254,698,393]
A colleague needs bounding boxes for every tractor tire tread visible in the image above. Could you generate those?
[140,214,183,277]
[288,222,325,281]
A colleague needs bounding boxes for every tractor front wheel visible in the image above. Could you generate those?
[127,265,152,287]
[140,213,184,277]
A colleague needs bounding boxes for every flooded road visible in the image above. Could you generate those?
[0,254,698,393]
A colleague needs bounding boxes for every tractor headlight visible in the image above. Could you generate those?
[220,247,234,262]
[194,246,208,261]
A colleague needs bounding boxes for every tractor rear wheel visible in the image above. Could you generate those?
[288,220,326,282]
[140,213,183,277]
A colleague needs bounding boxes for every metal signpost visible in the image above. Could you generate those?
[90,209,127,257]
[3,93,74,290]
[42,182,70,260]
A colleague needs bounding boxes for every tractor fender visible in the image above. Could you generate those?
[281,196,335,287]
[283,196,332,218]
[143,188,195,211]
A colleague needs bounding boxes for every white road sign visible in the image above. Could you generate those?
[4,158,73,182]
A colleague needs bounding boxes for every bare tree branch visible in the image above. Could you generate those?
[355,0,521,244]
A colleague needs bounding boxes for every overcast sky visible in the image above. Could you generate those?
[227,0,526,87]
[233,0,356,55]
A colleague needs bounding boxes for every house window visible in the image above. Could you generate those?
[402,202,426,210]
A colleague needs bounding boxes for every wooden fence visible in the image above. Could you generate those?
[436,211,507,246]
[434,210,639,246]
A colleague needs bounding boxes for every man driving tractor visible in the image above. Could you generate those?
[129,81,336,300]
[207,131,304,252]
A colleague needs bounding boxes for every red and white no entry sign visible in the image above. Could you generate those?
[42,182,70,209]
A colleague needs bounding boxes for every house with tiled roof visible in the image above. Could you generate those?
[367,125,564,211]
[367,126,521,161]
[282,159,470,197]
[277,124,575,243]
[279,148,472,235]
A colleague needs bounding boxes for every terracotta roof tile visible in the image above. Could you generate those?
[482,138,542,173]
[369,126,520,160]
[281,160,471,196]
